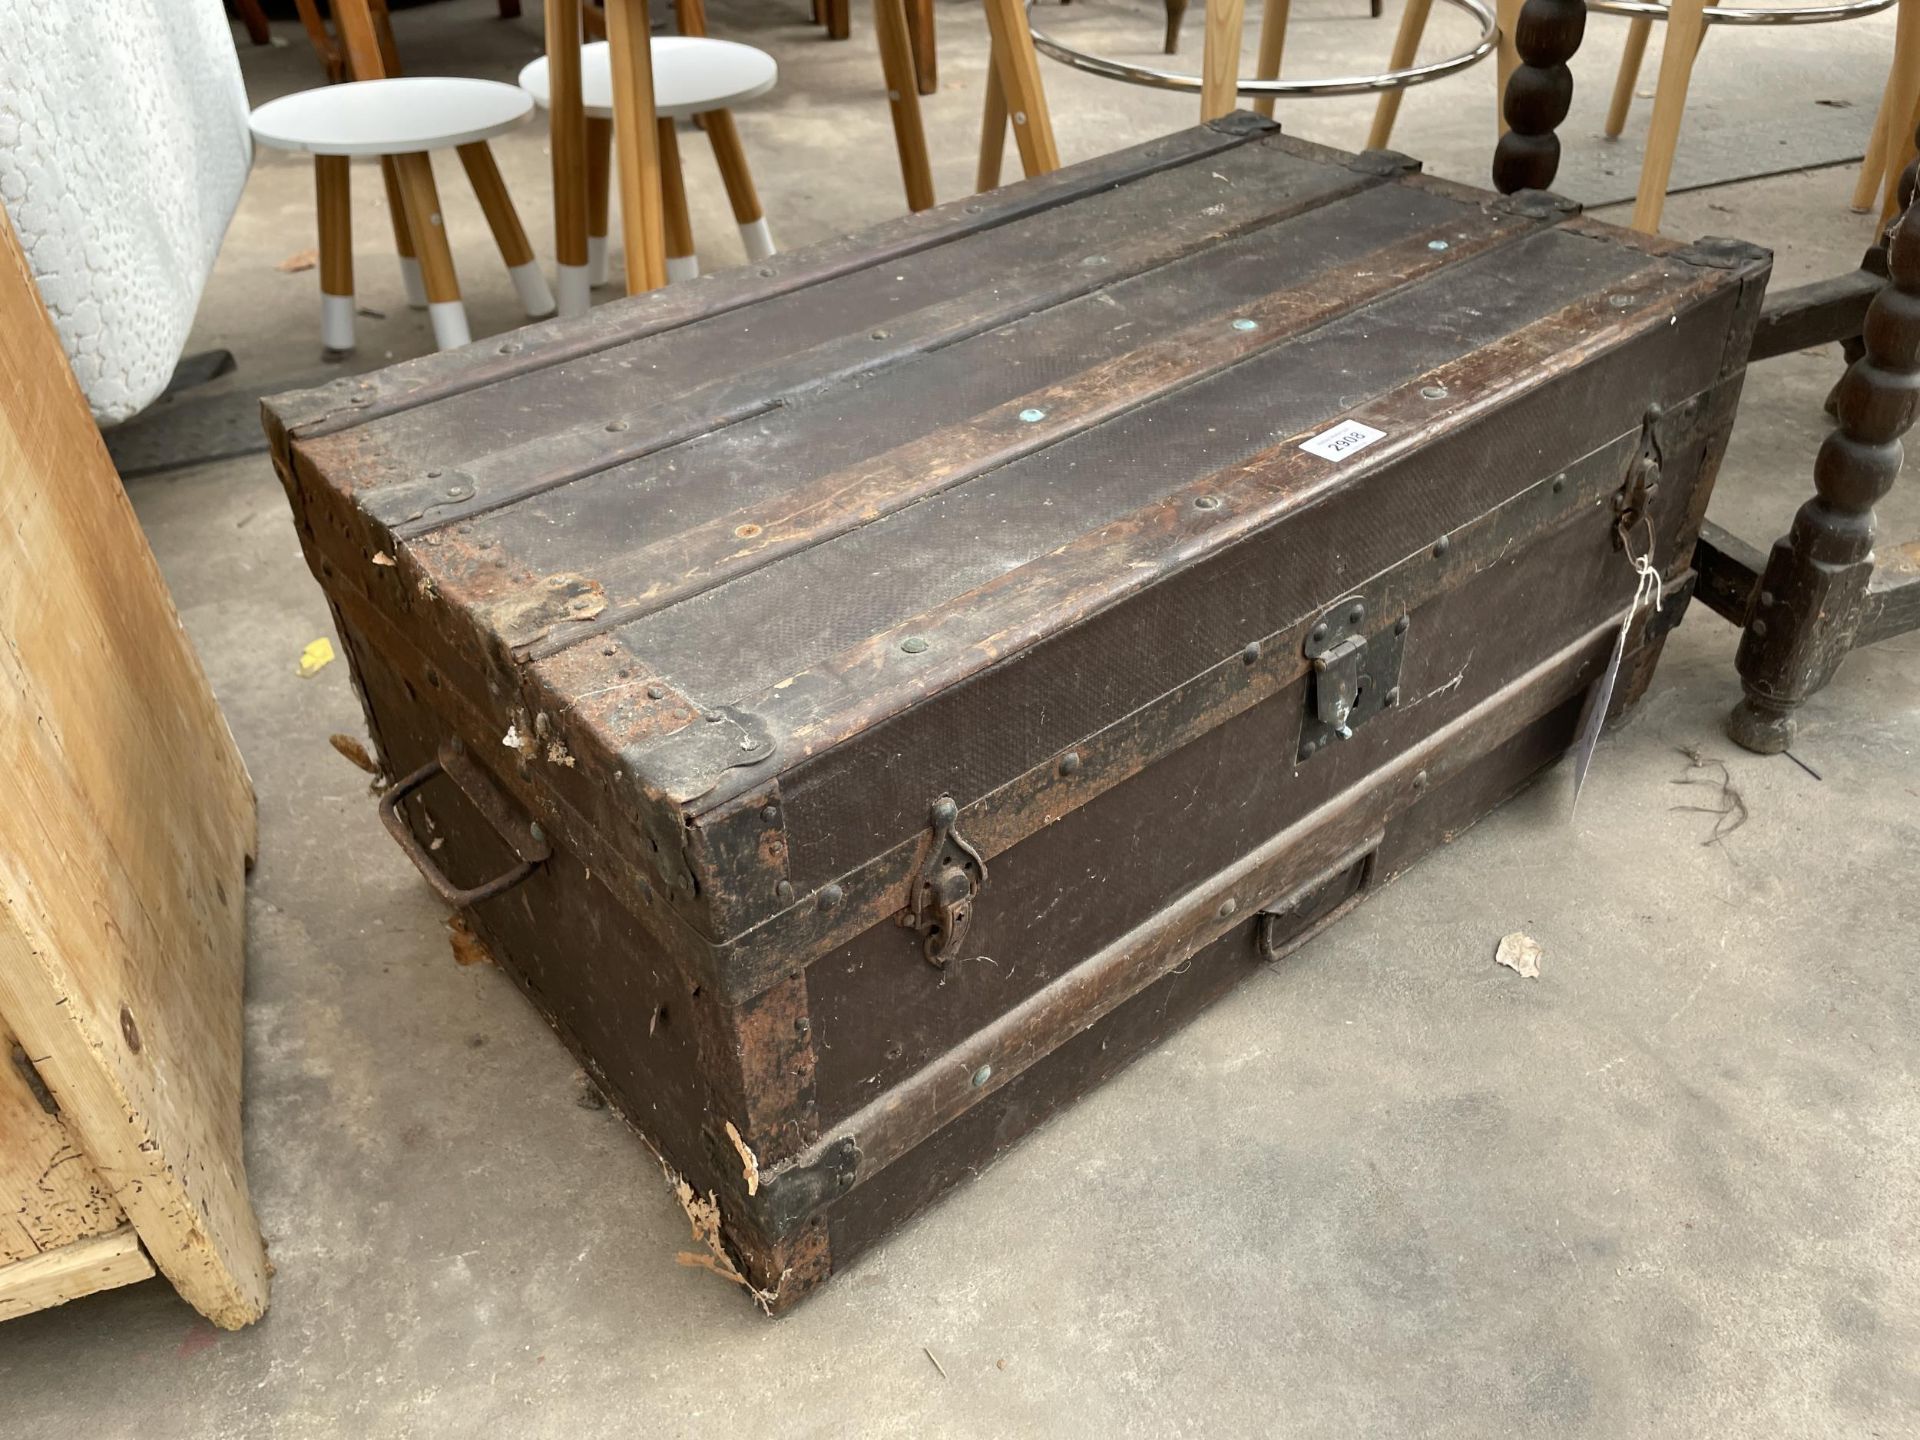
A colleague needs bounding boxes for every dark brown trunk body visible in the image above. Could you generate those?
[266,116,1769,1310]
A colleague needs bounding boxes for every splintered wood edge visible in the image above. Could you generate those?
[0,1226,155,1323]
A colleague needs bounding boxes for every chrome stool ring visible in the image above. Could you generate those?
[1026,0,1499,100]
[1587,0,1892,24]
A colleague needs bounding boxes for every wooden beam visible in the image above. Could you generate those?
[1691,520,1764,624]
[0,1227,155,1323]
[1747,268,1883,363]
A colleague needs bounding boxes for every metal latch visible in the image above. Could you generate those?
[1312,635,1367,733]
[1614,403,1664,547]
[1298,598,1407,762]
[901,796,986,967]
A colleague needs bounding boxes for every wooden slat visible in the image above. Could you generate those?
[0,209,266,1328]
[0,1226,155,1323]
[356,135,1373,529]
[508,197,1547,655]
[1,1025,123,1264]
[265,119,1277,448]
[635,253,1740,813]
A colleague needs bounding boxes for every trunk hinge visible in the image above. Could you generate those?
[900,796,986,968]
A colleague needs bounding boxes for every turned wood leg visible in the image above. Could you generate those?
[606,0,668,294]
[378,156,427,308]
[1491,0,1585,194]
[1201,0,1248,123]
[1604,17,1650,139]
[586,115,613,286]
[389,152,470,350]
[982,0,1060,177]
[978,47,1008,192]
[1250,0,1291,121]
[827,0,852,39]
[1164,0,1188,53]
[658,119,699,282]
[456,141,556,317]
[875,0,936,211]
[1729,160,1920,752]
[1367,0,1434,150]
[315,154,354,356]
[704,109,775,260]
[547,0,591,315]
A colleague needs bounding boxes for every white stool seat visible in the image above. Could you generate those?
[518,38,777,120]
[249,76,534,157]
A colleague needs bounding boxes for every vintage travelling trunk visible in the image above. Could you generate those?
[265,115,1769,1310]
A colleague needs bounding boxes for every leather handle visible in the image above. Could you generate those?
[378,740,552,907]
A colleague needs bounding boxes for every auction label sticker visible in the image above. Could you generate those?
[1299,420,1386,462]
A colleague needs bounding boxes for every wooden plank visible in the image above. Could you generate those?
[0,1226,155,1323]
[501,192,1546,655]
[265,119,1276,448]
[353,134,1371,528]
[1,1025,124,1264]
[0,210,267,1328]
[611,231,1671,727]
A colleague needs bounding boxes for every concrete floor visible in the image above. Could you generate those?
[3,1,1918,1434]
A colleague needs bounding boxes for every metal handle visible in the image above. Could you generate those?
[379,740,552,907]
[1256,833,1382,962]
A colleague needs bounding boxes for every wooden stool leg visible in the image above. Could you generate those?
[875,0,936,211]
[315,155,355,356]
[1366,0,1433,150]
[607,0,668,294]
[547,0,592,315]
[1495,0,1524,137]
[703,110,775,260]
[587,115,614,285]
[1605,17,1651,139]
[389,152,470,349]
[1630,0,1708,233]
[657,119,698,282]
[1201,0,1247,123]
[1852,66,1894,213]
[905,0,938,94]
[1164,0,1188,52]
[1730,165,1920,752]
[1250,0,1290,120]
[378,157,427,308]
[1878,0,1920,221]
[827,0,851,39]
[981,0,1060,175]
[236,0,272,44]
[978,50,1008,192]
[456,141,556,318]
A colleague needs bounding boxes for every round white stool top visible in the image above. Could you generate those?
[250,76,534,156]
[518,38,778,120]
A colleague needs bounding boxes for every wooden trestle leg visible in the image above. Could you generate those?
[1727,149,1920,753]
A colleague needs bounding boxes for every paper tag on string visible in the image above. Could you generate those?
[1570,530,1663,816]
